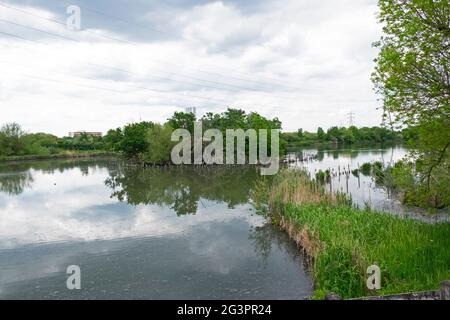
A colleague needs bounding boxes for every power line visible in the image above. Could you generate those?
[0,18,376,104]
[0,2,137,45]
[0,30,39,43]
[46,0,335,92]
[54,0,172,38]
[0,33,377,110]
[4,70,128,94]
[0,8,310,101]
[3,69,231,108]
[0,57,231,105]
[0,25,232,104]
[0,4,381,107]
[0,2,380,102]
[87,62,307,101]
[0,18,78,42]
[0,17,316,103]
[0,32,234,105]
[2,1,303,92]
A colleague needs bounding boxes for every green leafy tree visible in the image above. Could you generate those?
[144,124,174,164]
[21,133,59,155]
[220,108,248,130]
[202,112,222,130]
[104,128,123,151]
[0,123,25,156]
[167,112,196,134]
[372,0,450,207]
[341,128,355,144]
[373,0,449,129]
[326,126,342,143]
[317,127,325,140]
[119,122,154,159]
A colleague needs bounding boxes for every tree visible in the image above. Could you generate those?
[373,0,449,129]
[144,124,174,164]
[104,128,123,151]
[317,127,325,140]
[21,133,59,155]
[0,123,25,156]
[119,122,154,159]
[326,126,342,142]
[202,112,222,130]
[372,0,450,206]
[221,108,248,130]
[167,112,196,134]
[341,128,355,144]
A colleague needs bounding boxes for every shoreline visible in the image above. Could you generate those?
[254,170,450,299]
[0,151,119,163]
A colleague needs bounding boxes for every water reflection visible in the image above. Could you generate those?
[0,218,312,299]
[249,223,308,269]
[0,159,312,299]
[105,165,260,216]
[288,145,449,223]
[0,158,115,195]
[0,171,34,195]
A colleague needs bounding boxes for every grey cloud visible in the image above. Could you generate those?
[1,0,383,135]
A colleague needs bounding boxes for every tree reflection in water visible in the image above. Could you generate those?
[0,158,115,195]
[249,223,307,268]
[104,164,304,266]
[104,165,262,216]
[0,171,34,195]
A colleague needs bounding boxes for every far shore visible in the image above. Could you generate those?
[0,151,119,163]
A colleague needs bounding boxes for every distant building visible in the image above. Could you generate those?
[69,131,103,138]
[184,107,197,116]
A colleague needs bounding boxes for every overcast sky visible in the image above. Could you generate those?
[0,0,383,136]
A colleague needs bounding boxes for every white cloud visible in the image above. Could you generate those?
[0,0,384,135]
[0,166,265,249]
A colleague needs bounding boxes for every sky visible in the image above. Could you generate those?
[0,0,383,136]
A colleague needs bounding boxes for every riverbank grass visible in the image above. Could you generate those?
[286,203,450,299]
[255,170,450,299]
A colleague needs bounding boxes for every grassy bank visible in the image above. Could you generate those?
[0,150,118,162]
[254,170,450,299]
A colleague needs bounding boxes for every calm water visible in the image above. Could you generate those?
[1,146,447,299]
[0,159,312,299]
[287,145,449,223]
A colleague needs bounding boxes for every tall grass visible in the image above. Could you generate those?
[252,169,350,218]
[254,169,450,299]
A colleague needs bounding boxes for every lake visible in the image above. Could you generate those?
[0,159,312,299]
[287,145,449,223]
[0,145,447,299]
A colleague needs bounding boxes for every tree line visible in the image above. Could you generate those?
[0,108,283,164]
[0,123,106,158]
[104,108,284,164]
[282,125,405,146]
[1,111,415,162]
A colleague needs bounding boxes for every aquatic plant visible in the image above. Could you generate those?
[254,168,450,299]
[315,169,331,183]
[360,162,372,175]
